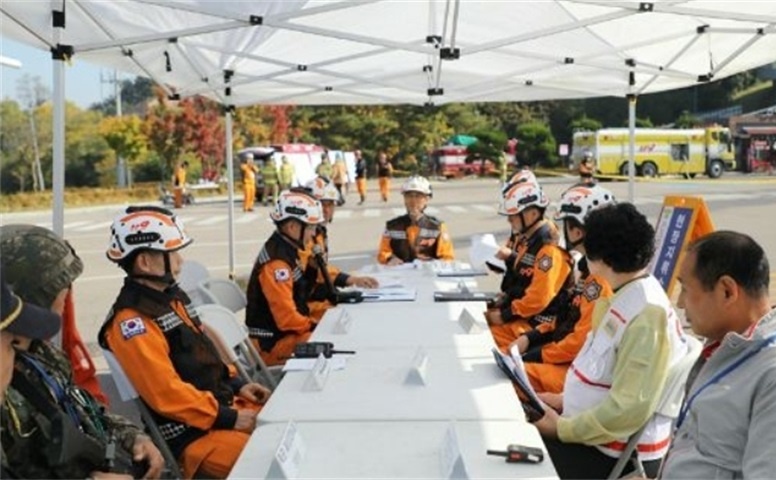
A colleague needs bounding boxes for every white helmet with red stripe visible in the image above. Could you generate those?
[106,205,192,262]
[498,182,549,216]
[306,176,340,202]
[270,190,325,225]
[555,184,616,226]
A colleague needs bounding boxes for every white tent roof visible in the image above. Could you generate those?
[3,1,776,106]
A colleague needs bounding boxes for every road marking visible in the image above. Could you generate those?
[335,210,353,219]
[75,221,112,232]
[191,214,228,226]
[64,221,91,229]
[236,214,259,224]
[425,206,440,215]
[446,205,467,213]
[363,209,380,217]
[392,207,405,215]
[473,204,495,212]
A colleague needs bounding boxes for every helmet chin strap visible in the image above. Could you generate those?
[518,210,541,234]
[130,252,178,289]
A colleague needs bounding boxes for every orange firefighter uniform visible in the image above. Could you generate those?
[521,263,613,393]
[489,220,572,350]
[241,162,258,212]
[245,231,318,366]
[99,281,260,479]
[377,161,392,202]
[172,163,187,209]
[377,214,455,264]
[355,157,367,204]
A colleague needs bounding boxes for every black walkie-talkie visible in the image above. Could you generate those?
[293,342,356,359]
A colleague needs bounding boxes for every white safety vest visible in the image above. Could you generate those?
[563,275,688,461]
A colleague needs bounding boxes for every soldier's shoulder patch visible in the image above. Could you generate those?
[274,268,291,282]
[537,254,553,272]
[120,317,146,340]
[583,280,603,302]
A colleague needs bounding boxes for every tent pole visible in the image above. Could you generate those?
[627,93,637,203]
[52,15,67,237]
[225,108,236,279]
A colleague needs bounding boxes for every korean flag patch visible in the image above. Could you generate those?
[120,317,146,340]
[274,268,290,282]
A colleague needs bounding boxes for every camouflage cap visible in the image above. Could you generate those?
[0,225,84,309]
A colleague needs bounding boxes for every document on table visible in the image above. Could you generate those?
[491,346,545,416]
[360,287,417,302]
[282,356,348,372]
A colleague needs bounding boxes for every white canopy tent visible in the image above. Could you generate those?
[3,0,776,275]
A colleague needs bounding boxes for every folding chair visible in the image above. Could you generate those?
[196,303,281,390]
[102,350,183,479]
[607,335,703,479]
[198,278,247,313]
[178,260,210,306]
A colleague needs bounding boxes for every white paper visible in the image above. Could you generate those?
[507,345,541,402]
[469,233,506,271]
[283,356,348,372]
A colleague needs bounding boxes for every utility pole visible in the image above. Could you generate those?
[101,69,127,187]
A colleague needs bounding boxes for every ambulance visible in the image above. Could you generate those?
[571,126,735,178]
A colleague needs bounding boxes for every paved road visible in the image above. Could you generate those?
[3,175,776,350]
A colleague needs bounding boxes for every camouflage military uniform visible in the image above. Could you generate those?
[1,340,142,478]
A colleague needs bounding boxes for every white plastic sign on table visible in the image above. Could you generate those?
[229,420,558,479]
[258,348,525,423]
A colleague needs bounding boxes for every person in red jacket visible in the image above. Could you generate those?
[514,184,616,393]
[101,205,270,479]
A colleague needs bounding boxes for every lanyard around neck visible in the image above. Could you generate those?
[676,331,776,430]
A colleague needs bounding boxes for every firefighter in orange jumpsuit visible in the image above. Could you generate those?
[485,181,573,351]
[240,154,259,212]
[376,152,393,202]
[355,150,367,205]
[303,177,379,319]
[377,175,455,265]
[245,190,325,366]
[512,185,616,393]
[100,205,271,479]
[172,161,188,209]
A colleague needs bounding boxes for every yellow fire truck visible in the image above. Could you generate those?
[572,126,735,178]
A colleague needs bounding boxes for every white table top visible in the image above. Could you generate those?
[259,347,525,423]
[312,304,493,351]
[229,420,558,479]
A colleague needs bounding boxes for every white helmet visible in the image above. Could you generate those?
[270,190,325,225]
[306,176,340,202]
[500,169,539,196]
[106,206,192,262]
[555,184,616,225]
[401,175,432,197]
[498,182,549,216]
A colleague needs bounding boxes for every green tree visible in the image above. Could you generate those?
[100,114,148,185]
[515,122,557,168]
[569,115,602,133]
[674,110,701,128]
[465,129,508,176]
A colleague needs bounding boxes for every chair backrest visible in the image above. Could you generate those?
[102,350,183,479]
[178,260,210,305]
[198,278,247,313]
[607,334,703,479]
[196,304,279,389]
[655,335,703,418]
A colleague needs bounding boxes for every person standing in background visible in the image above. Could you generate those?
[261,157,280,207]
[355,150,367,205]
[377,152,393,203]
[241,154,259,212]
[331,154,347,205]
[172,160,188,209]
[279,156,295,191]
